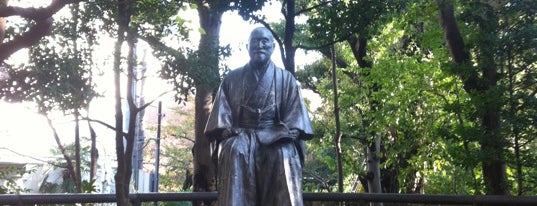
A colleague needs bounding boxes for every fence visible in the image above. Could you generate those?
[1,192,537,205]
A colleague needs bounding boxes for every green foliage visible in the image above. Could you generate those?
[0,4,98,115]
[228,0,267,20]
[145,102,195,192]
[301,0,537,195]
[303,55,370,192]
[82,179,98,193]
[42,141,94,194]
[303,121,341,192]
[0,165,28,194]
[307,0,407,44]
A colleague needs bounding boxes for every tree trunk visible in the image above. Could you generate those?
[348,36,384,198]
[437,0,508,195]
[124,28,138,205]
[74,111,83,193]
[507,48,523,195]
[366,136,383,205]
[0,0,6,80]
[0,0,6,43]
[282,0,296,74]
[113,30,128,206]
[192,3,222,206]
[193,85,216,196]
[114,0,129,204]
[348,36,372,68]
[115,10,141,204]
[330,45,344,193]
[88,119,98,181]
[476,3,506,195]
[132,48,147,191]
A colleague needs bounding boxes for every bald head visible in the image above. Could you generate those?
[248,27,273,42]
[247,27,275,68]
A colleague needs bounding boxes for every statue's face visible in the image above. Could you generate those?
[248,28,275,66]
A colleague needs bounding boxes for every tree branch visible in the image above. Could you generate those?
[0,147,65,168]
[295,0,337,16]
[83,117,128,137]
[137,89,173,112]
[295,33,351,51]
[139,34,184,58]
[0,0,87,62]
[437,0,480,92]
[0,0,86,19]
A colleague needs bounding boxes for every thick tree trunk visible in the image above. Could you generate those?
[348,36,384,198]
[366,136,383,205]
[193,85,215,196]
[476,3,506,195]
[348,36,372,68]
[283,0,296,74]
[192,3,222,206]
[437,0,508,195]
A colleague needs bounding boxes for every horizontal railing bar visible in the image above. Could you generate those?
[0,192,537,205]
[0,192,218,204]
[302,193,537,205]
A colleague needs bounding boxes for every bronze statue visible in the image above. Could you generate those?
[205,27,313,206]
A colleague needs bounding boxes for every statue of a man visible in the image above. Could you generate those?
[205,27,314,206]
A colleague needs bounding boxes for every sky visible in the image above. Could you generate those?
[0,1,320,164]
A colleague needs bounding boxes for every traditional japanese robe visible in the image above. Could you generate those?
[205,61,313,206]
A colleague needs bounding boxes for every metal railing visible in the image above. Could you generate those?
[1,192,537,205]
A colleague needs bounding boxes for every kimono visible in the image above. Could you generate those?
[205,61,313,206]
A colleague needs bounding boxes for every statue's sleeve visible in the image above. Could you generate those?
[204,78,233,141]
[280,71,314,140]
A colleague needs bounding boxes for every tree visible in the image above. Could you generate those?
[435,0,536,195]
[304,0,406,197]
[0,1,98,194]
[112,0,136,204]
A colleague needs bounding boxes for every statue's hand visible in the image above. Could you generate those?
[288,129,300,139]
[220,128,242,140]
[221,128,233,139]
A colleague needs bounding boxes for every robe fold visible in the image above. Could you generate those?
[205,61,313,206]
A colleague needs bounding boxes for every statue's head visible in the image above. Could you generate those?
[247,27,275,67]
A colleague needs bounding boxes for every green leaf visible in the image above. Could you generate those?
[198,27,206,35]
